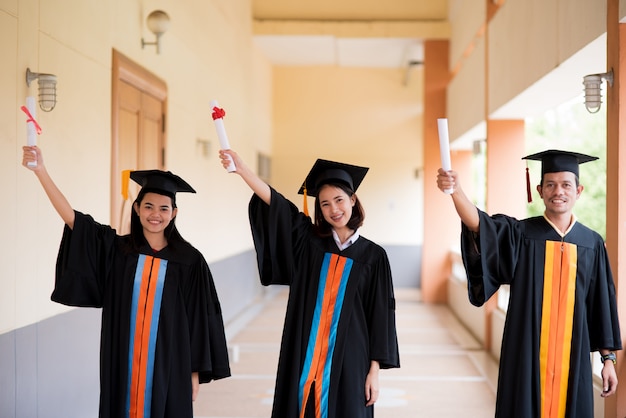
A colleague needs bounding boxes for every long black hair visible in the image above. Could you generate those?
[127,188,188,252]
[312,182,365,237]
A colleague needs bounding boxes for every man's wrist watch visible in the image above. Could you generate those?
[600,352,617,364]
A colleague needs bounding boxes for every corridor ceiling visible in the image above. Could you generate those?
[251,0,607,128]
[251,0,448,68]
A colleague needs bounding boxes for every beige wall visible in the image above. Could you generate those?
[1,0,272,333]
[488,0,605,117]
[3,0,622,337]
[446,0,611,143]
[447,0,486,141]
[271,66,424,245]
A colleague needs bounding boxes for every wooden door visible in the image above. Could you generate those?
[111,50,167,233]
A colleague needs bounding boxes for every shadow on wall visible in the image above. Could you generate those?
[0,249,264,418]
[1,308,101,418]
[384,244,422,288]
[209,249,265,324]
[0,247,417,417]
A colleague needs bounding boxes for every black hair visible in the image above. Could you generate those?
[312,182,365,237]
[127,188,188,252]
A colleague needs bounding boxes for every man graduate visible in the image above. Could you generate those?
[436,149,621,418]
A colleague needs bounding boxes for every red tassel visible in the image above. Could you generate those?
[303,187,309,217]
[526,167,532,203]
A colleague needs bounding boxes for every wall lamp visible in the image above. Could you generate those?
[26,68,57,112]
[141,10,170,54]
[583,69,613,113]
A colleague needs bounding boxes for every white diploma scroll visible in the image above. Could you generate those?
[437,118,453,194]
[26,96,38,167]
[210,99,236,172]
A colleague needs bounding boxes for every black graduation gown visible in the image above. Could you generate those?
[249,188,400,418]
[461,211,621,418]
[52,211,230,418]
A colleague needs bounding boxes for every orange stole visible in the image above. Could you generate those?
[298,253,353,418]
[539,241,577,418]
[127,255,167,418]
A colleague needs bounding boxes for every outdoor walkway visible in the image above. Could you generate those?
[194,288,498,418]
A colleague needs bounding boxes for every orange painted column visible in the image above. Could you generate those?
[484,119,526,350]
[486,120,527,218]
[421,39,472,303]
[604,0,626,416]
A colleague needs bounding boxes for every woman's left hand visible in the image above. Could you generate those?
[192,372,200,401]
[365,361,380,406]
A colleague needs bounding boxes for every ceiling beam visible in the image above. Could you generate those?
[253,19,450,39]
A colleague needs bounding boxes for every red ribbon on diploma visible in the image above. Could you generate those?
[211,106,226,120]
[20,105,42,135]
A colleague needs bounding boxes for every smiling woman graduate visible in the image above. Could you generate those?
[219,149,400,418]
[22,145,230,418]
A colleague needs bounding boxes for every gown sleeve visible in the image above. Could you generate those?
[587,239,622,351]
[52,210,116,307]
[460,210,522,306]
[248,187,311,286]
[368,248,400,369]
[184,253,231,383]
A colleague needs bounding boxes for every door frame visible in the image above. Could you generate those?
[111,49,168,230]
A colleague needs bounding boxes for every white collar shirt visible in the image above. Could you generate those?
[332,229,360,251]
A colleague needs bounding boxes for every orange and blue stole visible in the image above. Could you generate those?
[539,241,577,418]
[125,254,168,418]
[298,252,353,418]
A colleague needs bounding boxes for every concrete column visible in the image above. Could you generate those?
[604,0,626,416]
[484,119,526,350]
[421,39,473,303]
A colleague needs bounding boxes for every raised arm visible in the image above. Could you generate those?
[219,149,271,205]
[22,146,75,229]
[436,168,479,232]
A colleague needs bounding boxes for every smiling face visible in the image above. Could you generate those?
[537,171,583,218]
[317,184,356,232]
[133,192,178,238]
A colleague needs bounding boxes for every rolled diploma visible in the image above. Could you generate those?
[210,99,236,172]
[26,96,37,167]
[437,118,453,194]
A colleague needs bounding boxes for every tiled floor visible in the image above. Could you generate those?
[194,288,498,418]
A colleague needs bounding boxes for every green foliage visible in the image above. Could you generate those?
[525,99,607,238]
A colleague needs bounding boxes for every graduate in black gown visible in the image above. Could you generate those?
[219,150,399,418]
[22,145,230,418]
[436,149,621,418]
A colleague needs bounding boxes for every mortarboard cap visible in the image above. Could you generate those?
[130,169,196,198]
[522,149,598,178]
[297,159,368,217]
[297,159,369,197]
[521,149,598,203]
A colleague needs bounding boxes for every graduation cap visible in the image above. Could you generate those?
[129,169,196,199]
[522,149,598,202]
[297,159,369,216]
